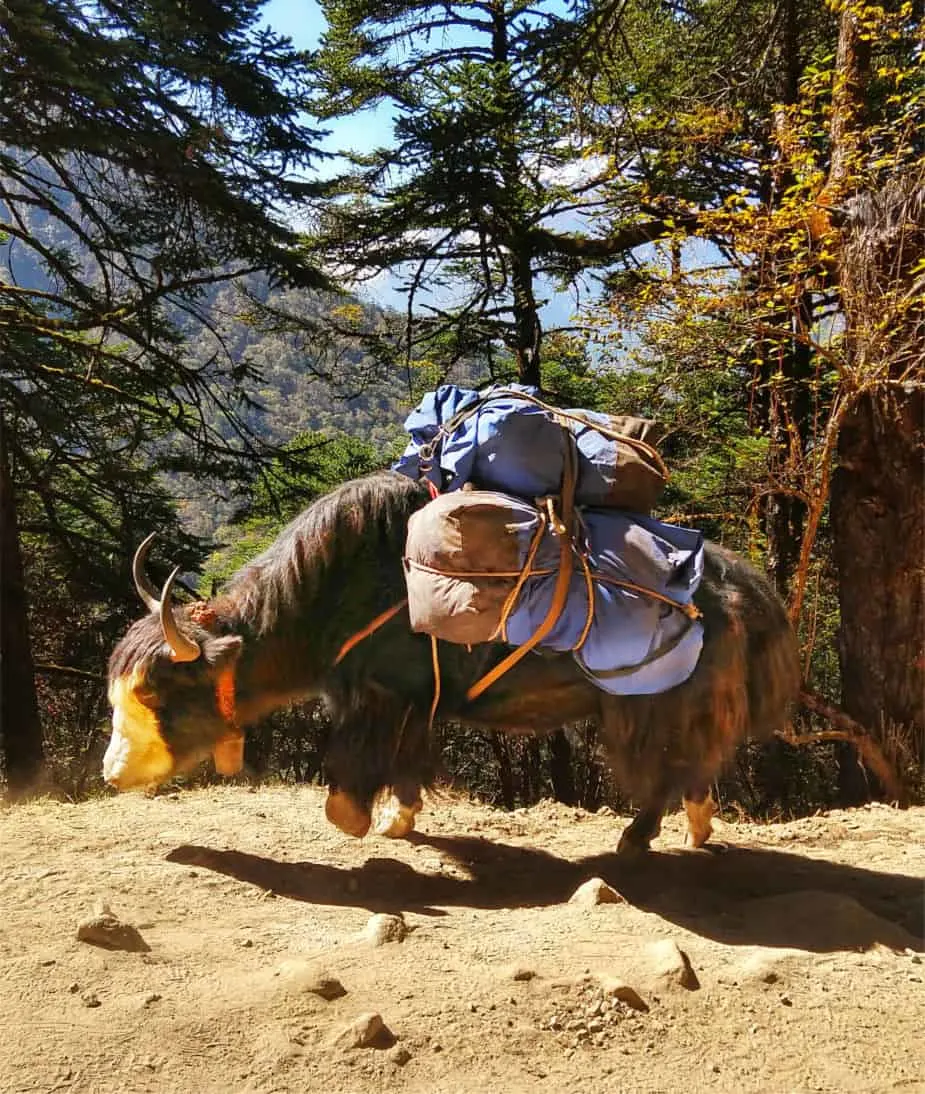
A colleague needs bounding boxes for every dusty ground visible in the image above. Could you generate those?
[0,787,922,1094]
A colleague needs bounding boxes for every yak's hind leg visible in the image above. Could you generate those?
[683,785,717,848]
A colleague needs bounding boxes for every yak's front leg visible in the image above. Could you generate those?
[616,798,668,857]
[375,778,424,838]
[323,692,433,839]
[322,694,396,838]
[682,784,717,848]
[325,785,373,837]
[375,708,434,838]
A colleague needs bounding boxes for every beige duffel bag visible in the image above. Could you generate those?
[406,490,572,647]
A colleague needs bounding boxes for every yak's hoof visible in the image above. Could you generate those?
[686,838,729,855]
[616,829,651,859]
[325,789,372,838]
[375,795,423,839]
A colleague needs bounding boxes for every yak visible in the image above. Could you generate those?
[105,470,800,855]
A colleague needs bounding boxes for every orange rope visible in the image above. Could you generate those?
[593,575,702,620]
[403,558,556,580]
[494,511,549,643]
[428,635,441,732]
[573,550,596,652]
[334,599,408,665]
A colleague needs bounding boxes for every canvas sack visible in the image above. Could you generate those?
[393,384,668,513]
[403,489,564,645]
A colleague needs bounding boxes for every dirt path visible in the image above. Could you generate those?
[1,787,923,1094]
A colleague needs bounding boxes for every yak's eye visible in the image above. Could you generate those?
[134,685,160,710]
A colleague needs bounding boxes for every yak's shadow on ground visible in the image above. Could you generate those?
[166,831,924,954]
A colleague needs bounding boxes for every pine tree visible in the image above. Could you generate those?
[310,0,618,384]
[0,0,328,793]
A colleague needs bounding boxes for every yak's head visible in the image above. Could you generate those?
[104,535,243,790]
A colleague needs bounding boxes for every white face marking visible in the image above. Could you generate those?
[104,667,174,790]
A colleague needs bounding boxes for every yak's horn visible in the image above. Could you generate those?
[132,532,161,613]
[159,566,201,663]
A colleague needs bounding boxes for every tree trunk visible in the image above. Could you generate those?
[830,387,925,798]
[0,418,45,796]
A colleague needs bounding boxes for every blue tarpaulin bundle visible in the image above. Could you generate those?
[394,384,705,696]
[393,383,667,513]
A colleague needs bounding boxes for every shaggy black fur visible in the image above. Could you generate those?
[109,470,800,848]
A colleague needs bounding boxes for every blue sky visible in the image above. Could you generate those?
[265,0,395,165]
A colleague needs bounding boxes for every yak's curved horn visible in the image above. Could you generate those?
[132,532,161,613]
[159,566,201,663]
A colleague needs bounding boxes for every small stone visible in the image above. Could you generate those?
[588,1018,604,1033]
[77,909,150,954]
[761,970,779,985]
[362,913,408,946]
[511,966,536,982]
[68,983,80,994]
[569,878,625,906]
[277,961,347,1000]
[601,980,649,1013]
[81,991,101,1008]
[334,1012,391,1049]
[143,993,161,1006]
[389,1045,412,1067]
[780,994,793,1006]
[648,940,699,990]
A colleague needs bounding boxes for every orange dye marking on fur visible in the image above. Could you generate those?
[212,665,244,775]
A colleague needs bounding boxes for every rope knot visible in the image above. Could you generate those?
[189,602,218,629]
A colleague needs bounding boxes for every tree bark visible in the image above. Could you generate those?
[0,418,46,796]
[830,387,925,783]
[822,2,924,799]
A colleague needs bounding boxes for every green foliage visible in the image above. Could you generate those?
[202,430,388,588]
